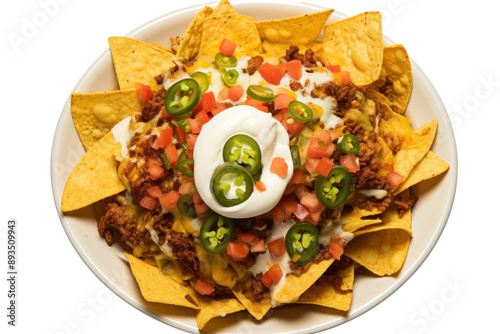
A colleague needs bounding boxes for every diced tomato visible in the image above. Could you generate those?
[210,102,227,116]
[272,198,298,223]
[175,126,187,143]
[329,238,345,261]
[164,144,178,167]
[195,110,211,125]
[315,157,334,177]
[272,205,287,223]
[328,128,344,141]
[317,130,332,144]
[192,191,203,205]
[186,133,198,151]
[293,184,308,200]
[250,239,266,253]
[226,242,249,261]
[219,38,236,56]
[268,237,286,257]
[139,196,157,210]
[285,59,302,80]
[340,70,351,83]
[304,158,320,174]
[217,86,229,101]
[240,96,268,112]
[306,210,323,225]
[152,127,173,150]
[261,271,273,288]
[258,62,284,85]
[255,180,266,192]
[274,94,293,110]
[228,85,244,102]
[283,183,296,195]
[384,163,395,174]
[135,83,153,102]
[293,203,310,222]
[325,142,335,158]
[147,163,164,181]
[159,190,181,212]
[326,65,341,73]
[235,233,258,245]
[195,203,209,219]
[268,264,283,284]
[340,154,360,173]
[290,169,307,184]
[277,63,287,77]
[187,118,202,134]
[281,115,304,135]
[178,181,194,195]
[194,280,215,295]
[270,157,288,178]
[386,171,404,187]
[186,149,194,159]
[272,109,284,122]
[307,137,328,159]
[300,192,325,213]
[202,91,217,111]
[147,186,163,199]
[160,106,170,120]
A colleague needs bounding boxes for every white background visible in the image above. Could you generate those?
[1,0,499,333]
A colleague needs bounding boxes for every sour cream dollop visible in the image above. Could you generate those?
[193,105,293,219]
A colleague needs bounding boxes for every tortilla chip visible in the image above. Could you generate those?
[199,14,262,57]
[71,89,142,150]
[394,119,438,181]
[61,131,125,212]
[354,205,412,237]
[323,12,383,85]
[256,9,334,46]
[108,36,175,90]
[150,42,174,54]
[231,285,272,320]
[124,253,200,309]
[296,259,354,311]
[273,258,334,304]
[176,6,214,61]
[369,45,413,114]
[344,229,411,276]
[395,150,449,194]
[366,88,392,106]
[212,0,238,16]
[196,296,245,329]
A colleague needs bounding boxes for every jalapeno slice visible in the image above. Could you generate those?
[251,165,262,183]
[215,52,237,68]
[177,194,196,217]
[314,166,352,209]
[200,213,235,254]
[164,78,201,116]
[223,69,239,87]
[222,134,262,175]
[285,223,319,265]
[211,162,254,207]
[176,149,194,177]
[190,72,209,93]
[290,145,301,169]
[337,134,360,155]
[246,85,276,102]
[234,217,256,232]
[288,101,313,123]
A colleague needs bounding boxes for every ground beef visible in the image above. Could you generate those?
[391,192,418,216]
[290,247,333,277]
[244,56,263,75]
[204,284,235,300]
[343,119,365,141]
[304,48,327,68]
[281,45,304,63]
[378,76,393,96]
[141,90,166,121]
[289,80,303,92]
[358,194,393,213]
[154,74,163,85]
[138,135,163,164]
[168,233,201,278]
[355,168,390,191]
[170,36,181,53]
[98,202,150,246]
[241,273,270,302]
[332,82,365,117]
[281,45,326,68]
[151,213,174,245]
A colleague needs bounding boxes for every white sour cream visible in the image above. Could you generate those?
[359,189,388,200]
[110,116,133,158]
[193,106,293,218]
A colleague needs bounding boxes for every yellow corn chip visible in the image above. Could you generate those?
[273,258,334,304]
[108,36,175,90]
[199,14,262,57]
[61,131,124,212]
[354,206,412,237]
[212,0,238,16]
[196,296,245,330]
[366,88,392,106]
[395,150,449,194]
[176,6,214,61]
[323,12,383,85]
[71,89,142,150]
[124,253,200,309]
[231,285,272,320]
[296,260,354,311]
[369,44,413,114]
[256,9,334,46]
[344,229,411,276]
[150,42,174,54]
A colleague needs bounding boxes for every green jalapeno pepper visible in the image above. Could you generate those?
[337,134,360,155]
[222,134,262,175]
[234,217,256,232]
[177,194,196,217]
[176,149,194,177]
[290,145,301,169]
[189,72,209,93]
[200,213,235,254]
[215,52,237,68]
[211,162,254,207]
[164,78,201,116]
[314,166,352,209]
[246,85,276,102]
[251,165,262,183]
[285,223,319,265]
[288,101,313,123]
[223,69,239,87]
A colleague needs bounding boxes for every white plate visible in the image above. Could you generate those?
[50,2,458,333]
